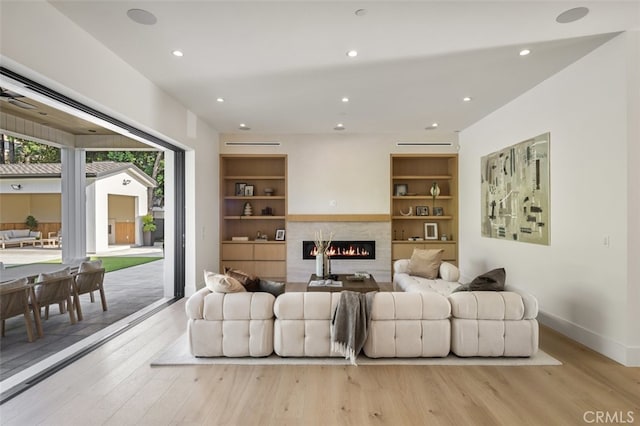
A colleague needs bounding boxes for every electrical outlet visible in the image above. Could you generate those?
[329,200,337,207]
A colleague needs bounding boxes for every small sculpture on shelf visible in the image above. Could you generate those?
[242,202,253,216]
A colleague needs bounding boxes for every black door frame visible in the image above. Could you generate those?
[0,67,186,297]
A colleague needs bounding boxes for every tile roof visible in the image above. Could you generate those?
[0,161,156,186]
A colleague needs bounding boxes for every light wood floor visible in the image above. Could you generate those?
[1,299,638,426]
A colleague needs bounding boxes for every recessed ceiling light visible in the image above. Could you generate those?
[38,112,48,116]
[216,97,225,103]
[342,97,349,103]
[346,50,358,58]
[519,49,531,56]
[127,8,157,25]
[463,97,472,102]
[355,9,367,16]
[88,129,97,133]
[239,124,250,131]
[334,123,345,131]
[556,7,589,24]
[172,50,184,57]
[425,123,438,130]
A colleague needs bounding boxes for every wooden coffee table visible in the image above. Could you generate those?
[307,274,379,293]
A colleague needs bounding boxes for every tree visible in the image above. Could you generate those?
[1,135,60,163]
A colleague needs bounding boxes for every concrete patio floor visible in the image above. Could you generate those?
[0,245,165,382]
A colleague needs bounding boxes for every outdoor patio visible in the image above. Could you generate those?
[0,245,165,382]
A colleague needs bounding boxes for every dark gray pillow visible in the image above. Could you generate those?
[258,279,285,297]
[453,268,506,292]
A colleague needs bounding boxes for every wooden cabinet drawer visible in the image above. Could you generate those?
[254,243,286,260]
[220,260,255,274]
[255,261,286,279]
[221,243,253,260]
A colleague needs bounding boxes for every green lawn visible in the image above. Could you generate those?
[90,256,162,273]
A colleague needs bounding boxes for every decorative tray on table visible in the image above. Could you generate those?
[345,275,365,281]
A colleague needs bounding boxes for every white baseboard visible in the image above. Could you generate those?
[538,310,639,367]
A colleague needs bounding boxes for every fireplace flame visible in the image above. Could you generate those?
[310,245,370,257]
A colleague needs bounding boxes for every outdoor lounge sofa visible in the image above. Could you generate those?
[0,229,42,248]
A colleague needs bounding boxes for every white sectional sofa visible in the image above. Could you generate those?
[272,292,451,358]
[449,291,539,357]
[363,291,451,358]
[393,258,539,357]
[185,259,539,359]
[186,288,275,357]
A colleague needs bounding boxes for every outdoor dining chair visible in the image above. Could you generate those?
[73,260,107,321]
[34,268,77,325]
[0,278,44,342]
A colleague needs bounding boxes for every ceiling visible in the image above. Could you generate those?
[0,93,118,136]
[15,2,640,136]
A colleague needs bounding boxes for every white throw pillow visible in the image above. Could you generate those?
[439,262,460,282]
[204,270,245,293]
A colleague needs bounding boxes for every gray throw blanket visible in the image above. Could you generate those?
[331,290,375,365]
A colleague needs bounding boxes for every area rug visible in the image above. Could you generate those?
[150,334,561,366]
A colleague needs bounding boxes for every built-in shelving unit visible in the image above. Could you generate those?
[390,154,458,266]
[220,154,287,280]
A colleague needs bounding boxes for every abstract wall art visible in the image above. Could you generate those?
[481,132,550,245]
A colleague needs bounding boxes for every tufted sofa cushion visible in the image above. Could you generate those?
[448,291,538,357]
[364,292,451,358]
[273,292,342,357]
[186,288,275,357]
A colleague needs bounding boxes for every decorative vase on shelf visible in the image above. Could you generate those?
[430,182,440,209]
[315,253,325,278]
[430,182,441,198]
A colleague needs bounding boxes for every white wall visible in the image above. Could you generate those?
[459,32,639,365]
[0,2,219,297]
[88,172,148,253]
[625,31,640,365]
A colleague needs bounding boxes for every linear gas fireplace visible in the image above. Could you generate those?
[302,240,375,260]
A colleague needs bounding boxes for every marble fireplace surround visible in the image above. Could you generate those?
[286,217,391,283]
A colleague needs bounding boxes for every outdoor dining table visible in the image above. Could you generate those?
[0,263,80,284]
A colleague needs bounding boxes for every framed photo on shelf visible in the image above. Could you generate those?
[424,223,438,240]
[394,183,408,196]
[235,183,246,196]
[244,185,254,196]
[275,229,286,241]
[416,206,429,216]
[433,207,444,216]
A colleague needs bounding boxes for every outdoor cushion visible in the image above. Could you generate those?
[12,229,31,238]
